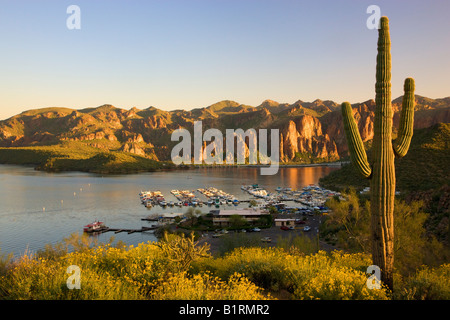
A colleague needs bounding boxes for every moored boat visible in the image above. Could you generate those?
[83,221,107,233]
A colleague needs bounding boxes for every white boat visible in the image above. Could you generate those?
[83,221,106,233]
[145,200,153,208]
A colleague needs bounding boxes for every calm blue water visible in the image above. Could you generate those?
[0,164,338,256]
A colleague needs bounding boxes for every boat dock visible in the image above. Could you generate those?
[139,184,341,211]
[109,226,157,234]
[85,226,157,235]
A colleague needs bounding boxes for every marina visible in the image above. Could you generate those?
[85,184,341,237]
[84,183,342,238]
[138,183,341,213]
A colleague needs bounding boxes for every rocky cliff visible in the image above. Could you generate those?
[1,95,449,163]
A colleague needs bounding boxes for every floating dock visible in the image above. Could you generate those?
[85,226,157,235]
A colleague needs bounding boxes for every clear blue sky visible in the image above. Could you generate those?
[0,0,449,120]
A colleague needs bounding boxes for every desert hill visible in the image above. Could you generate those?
[0,95,449,167]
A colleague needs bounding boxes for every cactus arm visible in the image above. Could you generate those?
[393,78,415,158]
[341,102,372,178]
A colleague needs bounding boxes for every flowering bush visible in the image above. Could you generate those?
[148,271,270,300]
[0,234,447,300]
[194,248,390,299]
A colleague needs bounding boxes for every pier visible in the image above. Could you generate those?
[85,226,157,235]
[138,184,341,213]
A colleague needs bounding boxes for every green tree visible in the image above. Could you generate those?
[321,189,370,252]
[323,191,446,278]
[258,214,274,227]
[185,207,202,227]
[392,200,445,276]
[268,206,278,214]
[229,214,246,228]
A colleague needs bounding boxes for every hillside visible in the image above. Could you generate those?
[0,142,174,174]
[0,95,449,171]
[319,123,450,192]
[319,123,450,244]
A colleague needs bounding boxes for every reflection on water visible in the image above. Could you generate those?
[0,164,338,256]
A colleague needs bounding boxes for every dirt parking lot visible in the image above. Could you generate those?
[197,214,335,255]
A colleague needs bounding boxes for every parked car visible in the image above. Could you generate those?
[212,233,223,238]
[252,227,261,232]
[261,237,272,243]
[280,226,290,231]
[303,226,311,232]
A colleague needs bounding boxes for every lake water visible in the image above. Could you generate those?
[0,164,339,256]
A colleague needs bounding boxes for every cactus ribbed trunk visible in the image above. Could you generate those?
[341,16,415,291]
[371,16,395,290]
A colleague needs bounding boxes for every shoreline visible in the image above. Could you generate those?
[195,161,348,168]
[0,161,348,175]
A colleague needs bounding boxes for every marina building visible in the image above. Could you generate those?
[209,208,270,227]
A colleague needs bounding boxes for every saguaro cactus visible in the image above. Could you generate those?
[341,16,415,290]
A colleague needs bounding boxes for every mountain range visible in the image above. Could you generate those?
[1,95,449,165]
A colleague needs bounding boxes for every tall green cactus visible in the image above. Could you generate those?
[341,16,415,290]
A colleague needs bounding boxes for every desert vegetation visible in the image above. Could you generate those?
[1,223,449,300]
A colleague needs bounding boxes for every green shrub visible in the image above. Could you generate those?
[395,263,450,300]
